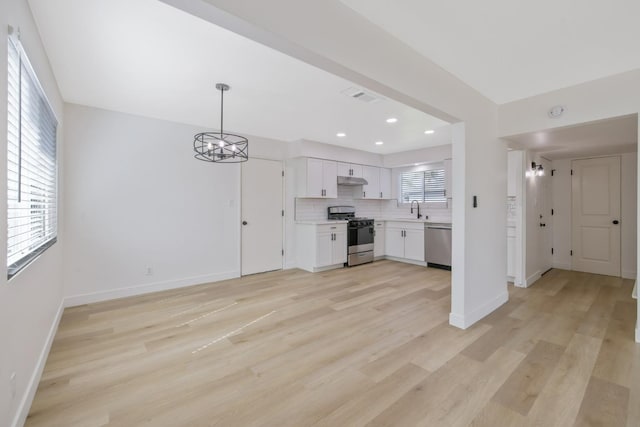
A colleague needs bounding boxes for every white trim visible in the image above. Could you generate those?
[384,256,427,267]
[622,270,636,280]
[310,264,345,273]
[12,300,64,427]
[524,270,542,288]
[64,271,239,307]
[449,291,509,329]
[636,323,639,343]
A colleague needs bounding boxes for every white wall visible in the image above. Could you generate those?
[499,72,640,342]
[0,1,66,426]
[551,158,572,270]
[522,153,552,286]
[383,143,452,168]
[167,0,509,329]
[288,139,383,166]
[551,152,637,278]
[63,104,288,305]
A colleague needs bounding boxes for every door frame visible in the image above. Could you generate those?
[239,157,285,276]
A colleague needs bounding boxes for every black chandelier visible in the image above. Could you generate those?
[193,83,248,163]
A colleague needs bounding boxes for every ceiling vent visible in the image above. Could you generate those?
[341,87,383,104]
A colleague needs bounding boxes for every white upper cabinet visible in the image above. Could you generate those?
[379,168,391,199]
[444,158,453,199]
[361,166,380,199]
[296,158,337,198]
[357,166,392,199]
[323,160,338,198]
[337,162,362,178]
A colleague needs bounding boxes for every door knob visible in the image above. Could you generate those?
[612,220,619,225]
[242,221,248,225]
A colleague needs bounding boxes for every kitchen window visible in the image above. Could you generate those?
[400,169,446,204]
[6,36,58,279]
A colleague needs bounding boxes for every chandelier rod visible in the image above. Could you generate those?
[220,84,224,136]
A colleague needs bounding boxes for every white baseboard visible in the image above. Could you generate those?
[12,300,64,427]
[622,270,636,280]
[636,324,639,343]
[449,290,509,329]
[64,271,240,307]
[384,256,427,267]
[524,270,542,288]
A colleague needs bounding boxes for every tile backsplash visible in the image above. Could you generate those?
[295,185,452,222]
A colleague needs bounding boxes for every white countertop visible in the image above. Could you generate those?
[377,218,452,224]
[295,220,348,225]
[296,218,452,225]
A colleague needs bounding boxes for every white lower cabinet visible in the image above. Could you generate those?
[374,221,385,258]
[296,223,347,272]
[384,221,426,265]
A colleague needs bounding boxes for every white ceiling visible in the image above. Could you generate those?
[505,115,638,160]
[27,0,450,155]
[340,0,640,104]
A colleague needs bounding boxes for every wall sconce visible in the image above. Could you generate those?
[531,162,545,177]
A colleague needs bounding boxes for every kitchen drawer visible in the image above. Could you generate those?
[316,223,347,234]
[385,221,425,231]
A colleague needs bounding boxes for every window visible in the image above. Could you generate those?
[400,169,446,203]
[7,37,58,279]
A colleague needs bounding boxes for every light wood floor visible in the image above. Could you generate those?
[27,261,638,426]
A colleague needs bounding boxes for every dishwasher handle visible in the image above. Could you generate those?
[427,226,451,230]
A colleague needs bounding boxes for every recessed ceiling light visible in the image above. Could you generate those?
[336,132,346,137]
[375,141,384,145]
[386,118,398,123]
[424,130,435,134]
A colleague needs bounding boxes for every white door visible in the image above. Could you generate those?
[315,231,333,267]
[332,229,348,264]
[385,227,405,258]
[241,159,283,276]
[374,222,385,257]
[404,229,425,261]
[571,156,621,276]
[539,159,553,273]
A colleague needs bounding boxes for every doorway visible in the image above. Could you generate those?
[241,158,284,276]
[571,156,621,276]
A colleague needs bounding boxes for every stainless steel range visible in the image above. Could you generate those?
[327,206,374,267]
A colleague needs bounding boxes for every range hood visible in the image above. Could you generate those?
[337,176,368,186]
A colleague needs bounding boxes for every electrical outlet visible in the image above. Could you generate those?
[10,372,16,400]
[145,266,153,276]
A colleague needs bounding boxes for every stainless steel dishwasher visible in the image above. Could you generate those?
[425,223,452,270]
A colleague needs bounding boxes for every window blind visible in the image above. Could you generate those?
[400,169,446,203]
[400,171,424,203]
[7,37,58,278]
[424,169,446,202]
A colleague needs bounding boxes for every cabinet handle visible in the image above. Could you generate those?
[380,192,382,198]
[363,191,366,198]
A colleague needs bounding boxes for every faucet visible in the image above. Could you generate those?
[410,200,422,219]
